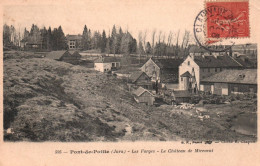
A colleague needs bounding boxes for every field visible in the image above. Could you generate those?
[3,52,257,142]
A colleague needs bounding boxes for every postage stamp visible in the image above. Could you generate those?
[193,0,249,51]
[205,0,250,40]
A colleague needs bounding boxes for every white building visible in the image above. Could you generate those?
[94,56,120,72]
[179,54,243,92]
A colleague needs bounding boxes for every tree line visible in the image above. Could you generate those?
[3,23,192,58]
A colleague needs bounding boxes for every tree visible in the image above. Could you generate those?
[106,36,111,55]
[101,30,107,53]
[57,26,67,50]
[82,25,89,50]
[145,42,152,54]
[111,25,117,55]
[3,24,11,47]
[151,29,156,55]
[47,27,52,50]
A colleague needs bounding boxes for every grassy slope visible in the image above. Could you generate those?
[4,55,256,142]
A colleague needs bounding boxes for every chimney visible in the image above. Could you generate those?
[190,53,194,60]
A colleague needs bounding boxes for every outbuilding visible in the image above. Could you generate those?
[200,69,257,95]
[94,56,120,72]
[133,87,155,105]
[129,71,152,89]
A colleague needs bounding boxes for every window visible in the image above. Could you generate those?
[220,68,222,71]
[202,69,204,72]
[112,63,115,67]
[188,61,190,66]
[234,87,238,92]
[181,77,183,81]
[215,68,217,72]
[192,67,194,71]
[208,68,210,72]
[239,74,245,79]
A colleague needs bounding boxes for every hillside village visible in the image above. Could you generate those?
[3,24,257,141]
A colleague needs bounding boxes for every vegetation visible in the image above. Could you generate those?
[3,52,256,142]
[3,23,192,58]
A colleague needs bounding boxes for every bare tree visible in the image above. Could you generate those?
[166,31,173,58]
[151,29,156,55]
[181,30,190,57]
[138,31,143,63]
[142,30,147,53]
[158,30,162,43]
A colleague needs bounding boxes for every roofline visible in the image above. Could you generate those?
[136,88,154,97]
[201,81,257,85]
[132,72,148,83]
[145,58,161,69]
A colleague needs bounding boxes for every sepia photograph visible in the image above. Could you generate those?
[2,0,257,143]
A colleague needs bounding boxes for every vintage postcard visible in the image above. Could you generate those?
[0,0,259,165]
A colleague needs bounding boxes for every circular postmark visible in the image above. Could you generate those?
[194,5,235,52]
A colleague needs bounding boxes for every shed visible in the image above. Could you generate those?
[129,71,152,89]
[133,87,155,105]
[172,90,191,104]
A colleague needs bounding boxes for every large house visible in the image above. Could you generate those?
[66,35,82,50]
[141,58,183,84]
[200,69,257,95]
[179,54,243,92]
[94,56,120,72]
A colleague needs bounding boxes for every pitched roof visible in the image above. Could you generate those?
[71,51,82,58]
[133,87,154,97]
[66,35,82,40]
[201,69,257,84]
[189,45,208,53]
[180,71,192,77]
[235,58,257,69]
[45,50,68,60]
[129,71,149,83]
[94,56,120,63]
[193,55,242,68]
[172,90,191,98]
[231,43,257,51]
[151,58,183,69]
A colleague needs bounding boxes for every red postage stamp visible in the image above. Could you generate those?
[205,0,249,40]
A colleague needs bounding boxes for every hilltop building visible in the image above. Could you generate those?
[66,35,82,50]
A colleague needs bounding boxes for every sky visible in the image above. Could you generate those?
[3,0,259,44]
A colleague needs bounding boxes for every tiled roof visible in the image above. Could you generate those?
[201,69,257,84]
[133,87,153,97]
[94,56,120,63]
[151,58,183,69]
[129,71,149,83]
[194,55,242,68]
